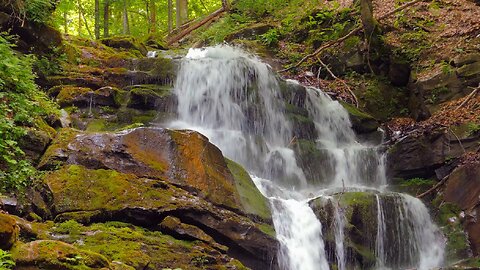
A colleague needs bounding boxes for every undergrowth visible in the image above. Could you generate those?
[0,34,59,193]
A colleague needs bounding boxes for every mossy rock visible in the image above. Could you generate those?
[340,101,379,134]
[42,164,277,268]
[125,84,175,111]
[38,128,80,170]
[0,213,19,250]
[100,36,147,56]
[11,240,110,269]
[45,221,246,270]
[226,158,271,222]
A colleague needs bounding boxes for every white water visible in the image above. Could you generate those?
[169,45,444,270]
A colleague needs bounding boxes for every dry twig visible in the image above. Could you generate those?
[317,58,359,107]
[455,84,480,110]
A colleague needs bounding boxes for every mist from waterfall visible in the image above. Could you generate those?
[169,45,445,270]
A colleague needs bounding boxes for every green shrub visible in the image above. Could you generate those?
[0,34,59,192]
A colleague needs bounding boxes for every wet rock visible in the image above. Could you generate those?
[340,101,379,134]
[125,84,176,111]
[0,213,19,249]
[226,159,272,221]
[310,192,378,269]
[126,57,176,86]
[11,240,110,270]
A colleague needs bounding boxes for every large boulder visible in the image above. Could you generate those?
[38,127,276,269]
[39,127,241,209]
[387,127,480,178]
[11,240,110,270]
[43,164,277,269]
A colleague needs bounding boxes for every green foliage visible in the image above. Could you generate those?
[259,28,279,47]
[0,34,59,192]
[198,13,253,44]
[25,0,56,23]
[33,46,67,77]
[401,177,435,187]
[233,0,288,17]
[0,249,15,270]
[467,122,480,136]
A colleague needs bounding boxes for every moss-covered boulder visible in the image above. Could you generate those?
[56,85,122,108]
[100,36,147,56]
[11,240,110,269]
[126,57,176,85]
[40,127,240,209]
[226,159,271,221]
[310,192,378,269]
[125,84,176,111]
[0,213,19,250]
[340,101,379,134]
[41,164,276,269]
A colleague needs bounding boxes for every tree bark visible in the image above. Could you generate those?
[176,0,188,28]
[149,0,156,33]
[103,0,110,37]
[95,0,100,39]
[64,11,68,34]
[78,0,94,38]
[359,0,376,39]
[122,0,130,34]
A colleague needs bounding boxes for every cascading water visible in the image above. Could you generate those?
[169,45,445,270]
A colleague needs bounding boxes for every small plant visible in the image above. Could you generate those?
[259,29,279,46]
[467,122,480,136]
[0,249,15,269]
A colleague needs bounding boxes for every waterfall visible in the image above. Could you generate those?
[169,45,444,270]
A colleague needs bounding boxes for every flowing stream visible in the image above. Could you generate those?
[168,45,445,270]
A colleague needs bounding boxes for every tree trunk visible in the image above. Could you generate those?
[359,0,376,38]
[103,0,110,37]
[176,0,188,28]
[122,0,130,34]
[78,2,82,36]
[95,0,100,39]
[149,0,156,33]
[64,11,68,34]
[78,0,94,38]
[168,0,173,32]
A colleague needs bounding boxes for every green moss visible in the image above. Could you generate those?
[257,223,276,238]
[34,221,246,270]
[56,86,92,106]
[225,159,271,221]
[11,240,109,270]
[340,101,374,120]
[85,119,107,132]
[44,165,165,213]
[38,128,79,169]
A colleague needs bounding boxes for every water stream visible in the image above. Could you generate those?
[168,45,445,270]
